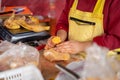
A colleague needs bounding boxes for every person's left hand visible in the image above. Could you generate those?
[54,40,92,54]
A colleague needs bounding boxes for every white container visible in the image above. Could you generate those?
[0,65,44,80]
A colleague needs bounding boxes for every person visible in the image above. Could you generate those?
[45,0,120,54]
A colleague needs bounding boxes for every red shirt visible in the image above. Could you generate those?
[56,0,120,50]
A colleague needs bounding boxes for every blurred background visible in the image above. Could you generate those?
[1,0,66,21]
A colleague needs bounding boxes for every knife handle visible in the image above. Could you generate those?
[0,11,13,15]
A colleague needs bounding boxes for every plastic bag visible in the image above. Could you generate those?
[0,40,16,54]
[82,43,116,80]
[0,41,40,71]
[56,43,118,80]
[107,50,120,80]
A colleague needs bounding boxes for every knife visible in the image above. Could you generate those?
[0,8,24,15]
[0,11,13,15]
[55,64,81,80]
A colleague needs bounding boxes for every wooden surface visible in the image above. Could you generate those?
[39,50,84,80]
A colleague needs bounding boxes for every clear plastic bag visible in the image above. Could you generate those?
[56,43,118,80]
[82,43,116,80]
[0,40,16,54]
[0,41,40,71]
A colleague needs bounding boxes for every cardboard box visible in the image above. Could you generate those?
[0,6,33,19]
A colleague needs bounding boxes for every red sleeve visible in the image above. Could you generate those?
[93,0,120,50]
[55,0,74,33]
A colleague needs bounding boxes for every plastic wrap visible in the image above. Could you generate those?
[82,43,116,80]
[0,41,40,71]
[56,43,119,80]
[0,40,16,54]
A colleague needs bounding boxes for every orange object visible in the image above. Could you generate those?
[4,6,33,15]
[0,6,33,19]
[52,36,61,44]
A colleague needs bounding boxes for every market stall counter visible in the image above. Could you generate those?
[39,50,82,80]
[38,43,120,80]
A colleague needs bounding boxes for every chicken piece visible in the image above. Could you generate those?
[4,12,20,29]
[17,19,46,32]
[43,48,70,62]
[28,16,40,24]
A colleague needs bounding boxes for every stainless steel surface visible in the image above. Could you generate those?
[0,23,50,43]
[55,64,81,80]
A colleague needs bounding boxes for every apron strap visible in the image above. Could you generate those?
[71,0,105,14]
[71,0,78,10]
[93,0,105,14]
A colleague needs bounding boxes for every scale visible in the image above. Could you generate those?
[0,23,50,43]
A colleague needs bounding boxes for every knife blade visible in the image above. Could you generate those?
[55,64,81,80]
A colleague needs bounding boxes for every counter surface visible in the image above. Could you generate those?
[39,50,83,80]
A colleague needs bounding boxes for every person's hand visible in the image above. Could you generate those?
[45,36,56,50]
[44,29,68,50]
[54,40,92,54]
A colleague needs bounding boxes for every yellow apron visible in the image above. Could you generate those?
[68,0,105,42]
[68,0,120,60]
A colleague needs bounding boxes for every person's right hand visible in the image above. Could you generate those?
[45,30,67,50]
[44,36,57,50]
